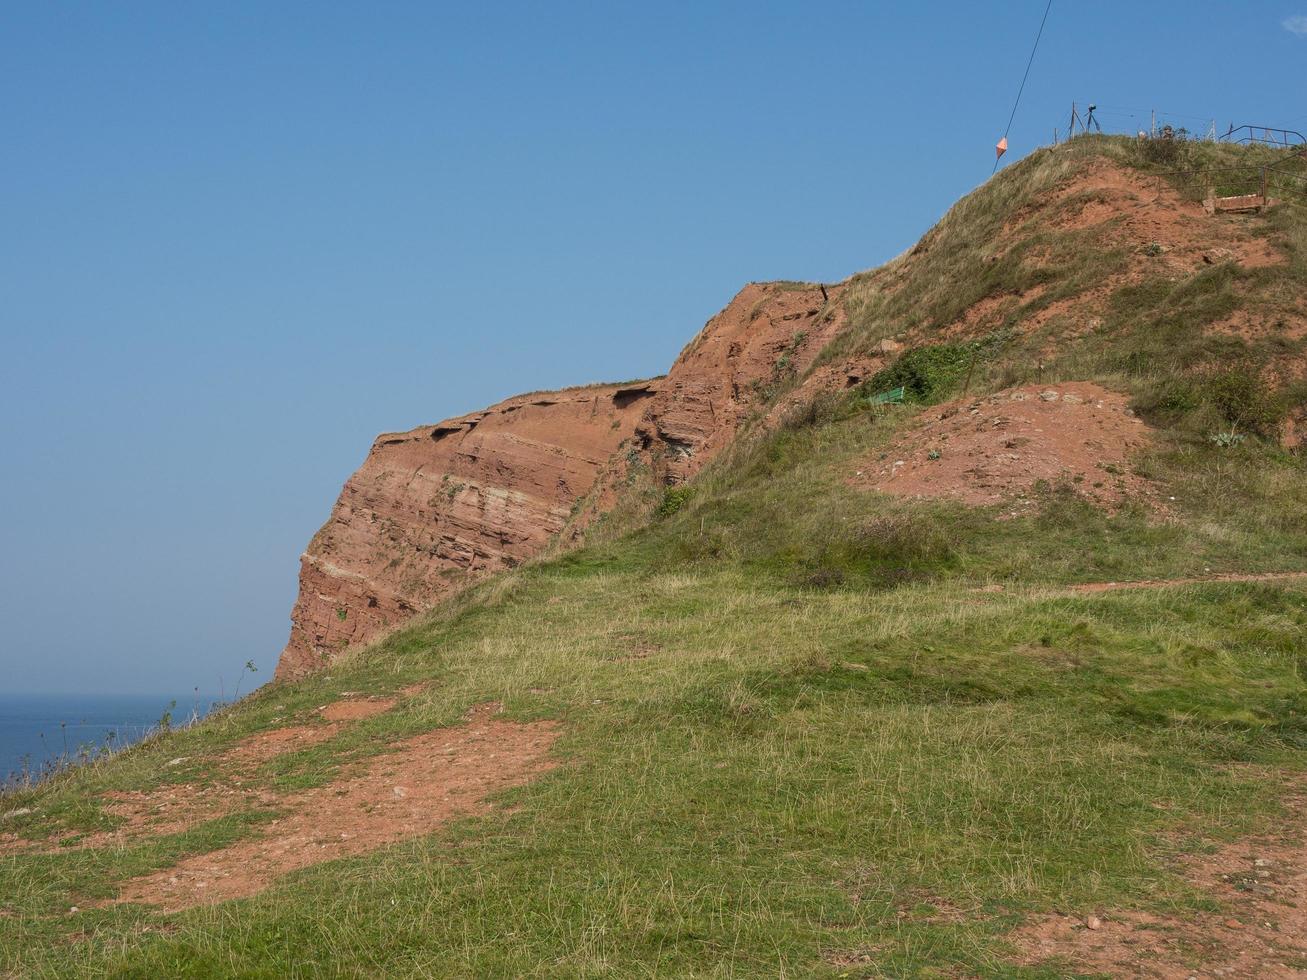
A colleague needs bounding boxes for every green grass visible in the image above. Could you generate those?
[4,398,1305,976]
[626,391,1307,591]
[4,567,1304,977]
[3,138,1306,977]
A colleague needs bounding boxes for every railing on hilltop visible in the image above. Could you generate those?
[1052,104,1307,156]
[1042,107,1307,208]
[1154,161,1307,212]
[1221,125,1306,149]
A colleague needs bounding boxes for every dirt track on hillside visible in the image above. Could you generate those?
[110,701,557,911]
[1011,777,1307,978]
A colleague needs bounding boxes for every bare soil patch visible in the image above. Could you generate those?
[319,697,396,722]
[0,832,29,855]
[972,572,1307,599]
[938,285,1048,340]
[97,783,278,843]
[70,726,337,849]
[5,691,427,853]
[852,382,1156,511]
[89,705,392,845]
[112,703,558,911]
[1206,307,1307,344]
[1010,783,1307,977]
[1285,412,1305,452]
[1025,160,1284,272]
[225,724,337,765]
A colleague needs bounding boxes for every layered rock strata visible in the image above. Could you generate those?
[275,383,657,679]
[277,280,848,679]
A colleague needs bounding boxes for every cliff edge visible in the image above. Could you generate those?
[276,280,850,679]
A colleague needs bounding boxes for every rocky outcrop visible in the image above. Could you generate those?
[275,383,657,680]
[276,281,853,680]
[631,281,852,482]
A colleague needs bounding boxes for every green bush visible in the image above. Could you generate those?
[1200,362,1283,435]
[657,485,696,518]
[1136,355,1287,438]
[848,512,954,567]
[863,344,974,404]
[862,330,1016,406]
[1134,129,1193,168]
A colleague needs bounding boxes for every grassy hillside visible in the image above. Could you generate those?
[3,137,1306,978]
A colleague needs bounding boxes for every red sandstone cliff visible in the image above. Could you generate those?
[627,281,862,482]
[275,382,658,680]
[276,280,858,680]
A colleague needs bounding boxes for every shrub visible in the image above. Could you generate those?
[779,390,848,431]
[1136,128,1193,168]
[801,566,845,589]
[863,343,974,404]
[864,330,1014,406]
[1136,357,1284,438]
[1134,380,1200,419]
[848,513,954,567]
[1200,361,1283,435]
[657,485,696,518]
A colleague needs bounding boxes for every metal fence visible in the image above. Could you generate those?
[1154,162,1307,210]
[1054,104,1307,153]
[1221,125,1306,149]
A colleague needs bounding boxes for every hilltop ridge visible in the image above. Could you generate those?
[278,135,1307,679]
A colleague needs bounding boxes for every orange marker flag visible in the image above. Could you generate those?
[995,136,1009,160]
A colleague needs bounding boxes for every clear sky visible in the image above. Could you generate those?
[2,2,1304,696]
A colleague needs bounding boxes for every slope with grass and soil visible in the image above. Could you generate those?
[4,135,1307,978]
[279,281,855,680]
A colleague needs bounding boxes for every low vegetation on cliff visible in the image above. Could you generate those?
[4,136,1307,977]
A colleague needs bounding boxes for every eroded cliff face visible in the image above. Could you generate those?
[276,280,853,680]
[630,281,858,482]
[275,383,657,680]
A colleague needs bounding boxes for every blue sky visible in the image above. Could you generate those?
[2,2,1304,695]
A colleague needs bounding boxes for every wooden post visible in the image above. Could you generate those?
[962,352,978,398]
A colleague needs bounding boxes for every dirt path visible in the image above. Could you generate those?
[1011,781,1307,977]
[0,691,428,856]
[111,703,557,911]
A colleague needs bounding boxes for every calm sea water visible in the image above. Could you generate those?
[0,693,216,786]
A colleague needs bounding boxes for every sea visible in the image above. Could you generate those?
[0,693,217,788]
